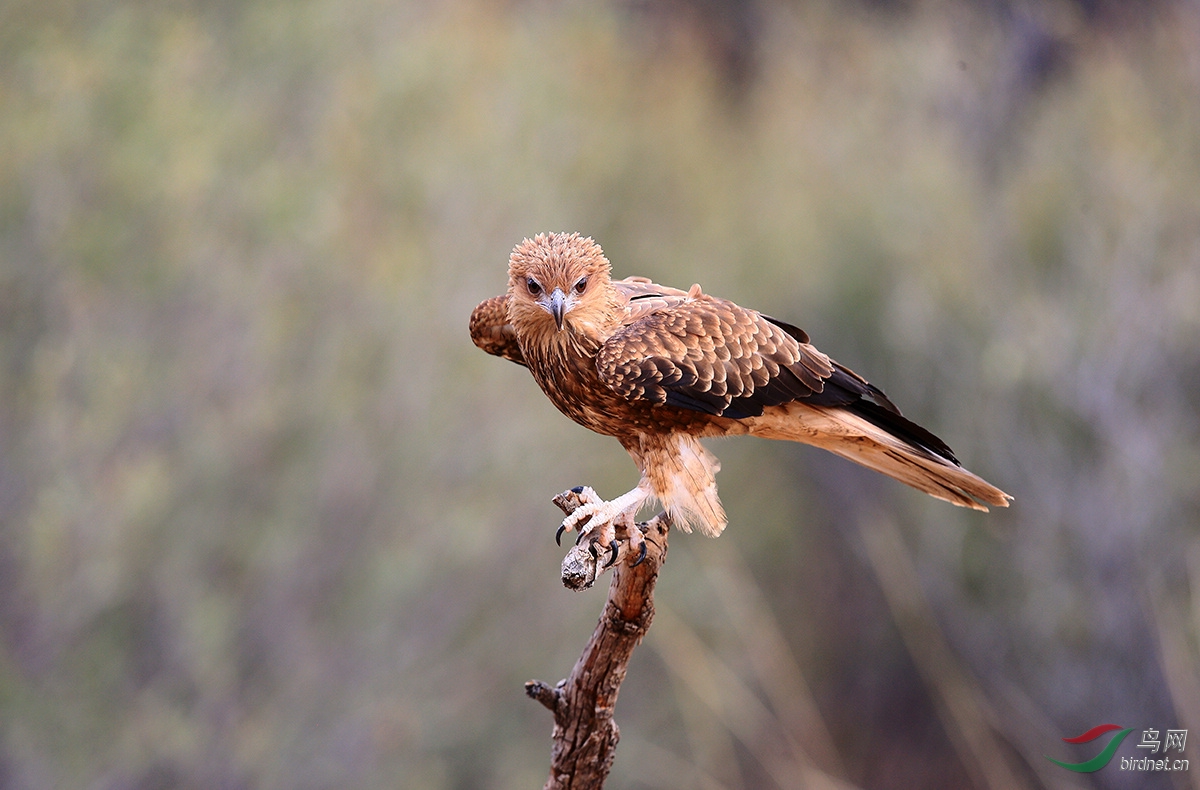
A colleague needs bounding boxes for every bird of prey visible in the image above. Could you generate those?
[471,233,1010,564]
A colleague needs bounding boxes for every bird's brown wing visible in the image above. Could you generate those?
[595,291,1014,509]
[595,291,962,464]
[469,294,526,366]
[597,291,831,418]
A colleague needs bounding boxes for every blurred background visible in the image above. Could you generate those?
[2,0,1199,788]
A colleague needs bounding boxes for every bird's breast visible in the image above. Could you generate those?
[524,337,616,432]
[521,333,734,440]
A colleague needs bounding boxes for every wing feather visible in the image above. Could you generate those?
[596,288,962,464]
[469,295,526,367]
[597,293,829,419]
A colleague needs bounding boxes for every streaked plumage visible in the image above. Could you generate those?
[471,233,1009,552]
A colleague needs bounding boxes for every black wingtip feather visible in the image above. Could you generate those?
[762,315,810,344]
[663,388,729,416]
[848,399,960,465]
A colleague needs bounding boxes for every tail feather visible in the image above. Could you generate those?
[745,403,1011,511]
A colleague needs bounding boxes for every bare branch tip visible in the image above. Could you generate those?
[524,679,560,711]
[552,489,583,515]
[562,542,599,590]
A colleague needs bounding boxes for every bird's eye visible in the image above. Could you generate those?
[526,277,542,296]
[574,277,588,295]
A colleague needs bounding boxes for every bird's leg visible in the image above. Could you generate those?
[558,481,652,565]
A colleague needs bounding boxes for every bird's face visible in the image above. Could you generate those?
[507,233,615,336]
[516,266,591,331]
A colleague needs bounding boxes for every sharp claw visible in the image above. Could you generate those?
[555,525,566,546]
[575,530,586,546]
[588,543,598,560]
[603,542,619,569]
[631,541,648,567]
[570,485,585,494]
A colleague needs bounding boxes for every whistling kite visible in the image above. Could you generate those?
[471,233,1009,565]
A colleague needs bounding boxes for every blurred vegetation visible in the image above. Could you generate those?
[2,0,1199,788]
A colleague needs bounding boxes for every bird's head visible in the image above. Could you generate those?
[506,232,618,338]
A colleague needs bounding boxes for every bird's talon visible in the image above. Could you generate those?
[588,543,598,560]
[631,541,648,567]
[603,542,619,569]
[555,525,566,546]
[570,485,585,494]
[575,530,586,546]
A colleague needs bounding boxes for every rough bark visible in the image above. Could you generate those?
[525,491,670,790]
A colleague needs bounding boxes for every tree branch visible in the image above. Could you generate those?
[525,490,671,790]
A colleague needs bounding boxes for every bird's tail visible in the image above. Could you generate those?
[746,402,1012,511]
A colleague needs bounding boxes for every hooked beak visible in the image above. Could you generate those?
[549,288,566,331]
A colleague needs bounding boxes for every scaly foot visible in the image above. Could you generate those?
[555,485,649,569]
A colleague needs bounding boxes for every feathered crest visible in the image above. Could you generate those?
[508,232,612,283]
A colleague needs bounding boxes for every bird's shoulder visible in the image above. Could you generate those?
[612,276,691,322]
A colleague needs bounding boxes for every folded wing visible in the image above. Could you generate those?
[469,294,526,367]
[595,288,1011,510]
